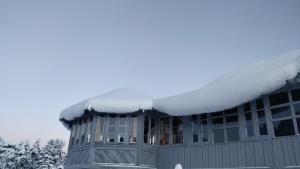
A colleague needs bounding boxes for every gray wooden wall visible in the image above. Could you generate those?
[157,136,300,169]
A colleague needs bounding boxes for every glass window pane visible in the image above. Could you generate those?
[160,118,169,145]
[259,123,268,136]
[269,92,289,106]
[257,110,266,122]
[150,118,155,145]
[225,107,238,115]
[144,116,149,143]
[129,115,138,143]
[226,115,238,125]
[201,120,208,130]
[292,88,300,101]
[293,103,300,115]
[271,106,291,119]
[256,99,264,109]
[95,116,104,143]
[227,127,239,142]
[214,129,225,143]
[213,117,223,127]
[172,117,183,144]
[109,114,116,124]
[200,131,209,142]
[201,113,207,119]
[191,115,198,131]
[297,118,300,134]
[75,121,81,144]
[193,132,198,143]
[246,124,254,137]
[273,119,295,137]
[245,112,252,123]
[244,102,251,112]
[212,111,223,117]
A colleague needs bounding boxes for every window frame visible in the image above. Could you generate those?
[269,89,300,137]
[211,108,240,144]
[191,114,210,144]
[172,116,184,144]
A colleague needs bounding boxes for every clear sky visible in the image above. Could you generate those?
[0,0,300,146]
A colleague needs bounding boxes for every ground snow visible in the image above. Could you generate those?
[59,50,300,127]
[174,164,183,169]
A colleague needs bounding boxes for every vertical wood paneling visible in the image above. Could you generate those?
[237,142,246,167]
[245,142,255,167]
[254,141,265,167]
[262,139,275,168]
[209,145,215,167]
[293,137,300,166]
[273,138,285,168]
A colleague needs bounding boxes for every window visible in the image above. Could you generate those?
[273,119,295,137]
[144,116,149,143]
[80,118,87,144]
[271,104,295,137]
[291,88,300,101]
[212,112,225,143]
[95,115,105,143]
[227,127,239,142]
[86,116,93,143]
[271,106,291,119]
[191,115,199,142]
[256,99,268,136]
[192,114,209,144]
[293,103,300,115]
[129,115,138,143]
[75,120,81,144]
[160,118,169,145]
[269,92,289,106]
[172,117,183,144]
[225,108,239,142]
[292,100,300,134]
[70,122,77,146]
[106,115,116,143]
[297,118,300,133]
[144,116,155,145]
[211,112,225,143]
[117,115,128,143]
[213,129,225,143]
[244,103,254,137]
[150,118,155,145]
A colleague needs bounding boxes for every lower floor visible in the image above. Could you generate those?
[65,135,300,169]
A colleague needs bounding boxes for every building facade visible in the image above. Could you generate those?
[63,83,300,169]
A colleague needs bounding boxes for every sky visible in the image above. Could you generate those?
[0,0,300,147]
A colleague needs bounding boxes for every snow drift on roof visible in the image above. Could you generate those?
[59,87,153,122]
[154,50,300,116]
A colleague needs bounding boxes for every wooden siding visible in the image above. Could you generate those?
[93,147,136,164]
[157,136,300,169]
[66,148,89,165]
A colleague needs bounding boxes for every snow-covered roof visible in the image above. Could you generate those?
[59,50,300,128]
[59,87,153,122]
[154,50,300,115]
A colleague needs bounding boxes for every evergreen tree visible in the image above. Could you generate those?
[0,137,66,169]
[37,139,66,169]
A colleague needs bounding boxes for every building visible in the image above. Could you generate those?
[60,50,300,169]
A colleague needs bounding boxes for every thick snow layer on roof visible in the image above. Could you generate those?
[154,50,300,116]
[59,87,153,122]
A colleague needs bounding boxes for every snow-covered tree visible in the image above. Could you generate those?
[37,139,66,169]
[31,140,42,168]
[0,137,16,169]
[0,137,66,169]
[14,141,32,168]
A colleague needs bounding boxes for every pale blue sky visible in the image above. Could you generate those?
[0,0,300,146]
